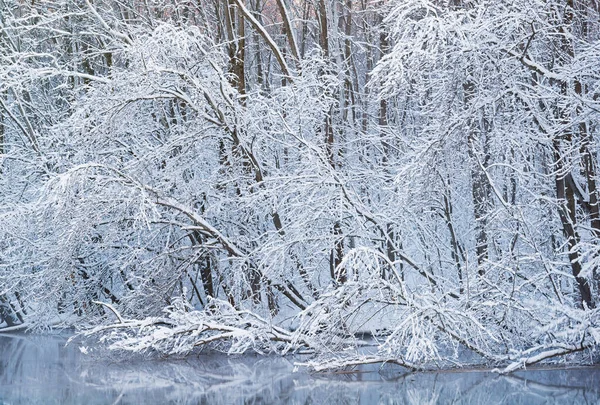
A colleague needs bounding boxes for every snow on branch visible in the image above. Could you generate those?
[82,297,300,356]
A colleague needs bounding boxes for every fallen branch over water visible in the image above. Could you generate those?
[501,344,590,374]
[80,296,600,374]
[79,262,600,374]
[294,356,421,373]
[79,298,304,355]
[0,323,30,333]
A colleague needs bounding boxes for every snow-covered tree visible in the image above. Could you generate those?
[0,0,598,371]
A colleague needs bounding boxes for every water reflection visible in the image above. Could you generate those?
[0,333,598,404]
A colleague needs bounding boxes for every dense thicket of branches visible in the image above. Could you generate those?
[1,0,600,371]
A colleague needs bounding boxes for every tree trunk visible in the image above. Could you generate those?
[463,80,490,274]
[551,0,595,308]
[0,295,20,327]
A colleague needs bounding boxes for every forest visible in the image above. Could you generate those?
[0,0,599,372]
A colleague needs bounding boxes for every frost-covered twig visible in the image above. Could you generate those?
[296,355,421,373]
[501,344,589,374]
[83,298,303,356]
[93,301,124,324]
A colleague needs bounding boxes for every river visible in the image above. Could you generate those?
[0,332,598,404]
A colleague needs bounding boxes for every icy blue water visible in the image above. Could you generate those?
[0,332,599,404]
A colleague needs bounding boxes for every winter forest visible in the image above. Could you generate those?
[1,0,600,372]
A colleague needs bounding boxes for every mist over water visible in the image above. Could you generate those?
[0,333,598,405]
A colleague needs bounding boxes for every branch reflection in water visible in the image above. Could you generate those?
[0,333,598,405]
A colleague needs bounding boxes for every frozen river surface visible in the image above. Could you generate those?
[0,332,599,404]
